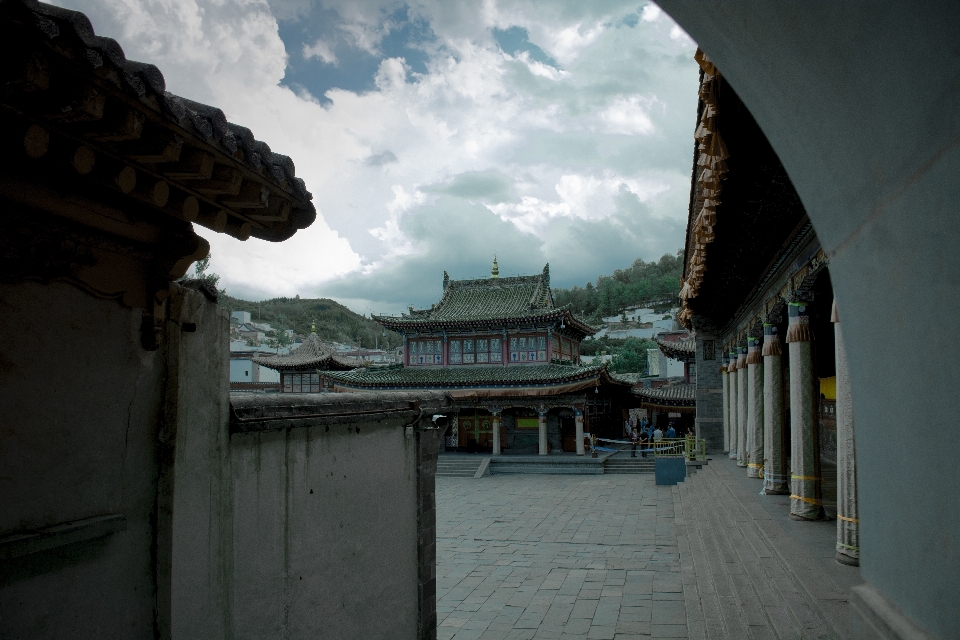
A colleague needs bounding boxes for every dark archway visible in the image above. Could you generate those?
[657,4,960,638]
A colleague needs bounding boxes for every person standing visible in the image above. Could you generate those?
[653,425,663,442]
[639,430,650,458]
[630,428,639,457]
[666,423,677,439]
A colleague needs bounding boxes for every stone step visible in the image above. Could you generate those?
[436,457,485,478]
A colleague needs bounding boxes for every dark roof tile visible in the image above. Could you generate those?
[254,334,366,371]
[323,363,613,389]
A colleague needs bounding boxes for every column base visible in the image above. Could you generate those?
[762,487,789,495]
[789,510,826,521]
[837,552,860,567]
[728,452,737,460]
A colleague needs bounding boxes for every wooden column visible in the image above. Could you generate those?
[538,407,548,456]
[491,408,502,456]
[721,355,730,453]
[737,343,748,468]
[762,323,788,494]
[787,300,825,520]
[575,408,585,456]
[746,334,764,479]
[727,349,738,460]
[833,302,859,564]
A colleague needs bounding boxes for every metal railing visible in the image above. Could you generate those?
[601,436,707,461]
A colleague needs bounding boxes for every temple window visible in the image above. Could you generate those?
[510,334,548,363]
[409,339,442,365]
[282,372,320,392]
[449,337,501,364]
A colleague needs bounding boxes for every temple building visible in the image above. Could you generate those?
[322,262,636,455]
[253,327,367,392]
[679,50,856,566]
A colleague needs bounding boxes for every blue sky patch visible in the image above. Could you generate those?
[278,4,435,102]
[492,26,559,68]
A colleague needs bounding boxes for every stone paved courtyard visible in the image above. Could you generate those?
[436,459,860,639]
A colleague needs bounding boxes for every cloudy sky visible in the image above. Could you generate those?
[56,0,699,314]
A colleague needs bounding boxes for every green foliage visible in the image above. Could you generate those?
[221,294,399,350]
[552,250,684,321]
[581,336,657,373]
[180,252,223,294]
[610,337,658,374]
[265,314,293,349]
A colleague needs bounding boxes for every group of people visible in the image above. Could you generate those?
[625,416,692,458]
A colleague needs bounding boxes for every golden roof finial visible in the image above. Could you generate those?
[491,254,499,279]
[310,321,316,334]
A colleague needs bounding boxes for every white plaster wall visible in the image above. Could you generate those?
[230,357,253,382]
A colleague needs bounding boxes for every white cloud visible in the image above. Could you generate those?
[54,0,699,310]
[598,95,657,135]
[670,24,694,45]
[302,38,337,64]
[640,3,662,22]
[487,172,671,236]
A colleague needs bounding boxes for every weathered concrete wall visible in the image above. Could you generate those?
[167,289,233,639]
[693,324,723,453]
[228,392,450,640]
[656,4,960,637]
[0,282,163,637]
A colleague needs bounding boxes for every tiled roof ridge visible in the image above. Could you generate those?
[4,0,315,240]
[445,272,544,290]
[322,361,614,388]
[253,334,366,370]
[632,382,696,404]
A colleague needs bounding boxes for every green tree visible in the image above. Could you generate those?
[266,314,293,349]
[610,337,657,373]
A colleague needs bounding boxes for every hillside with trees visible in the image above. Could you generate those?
[552,250,684,321]
[178,253,399,350]
[220,293,400,350]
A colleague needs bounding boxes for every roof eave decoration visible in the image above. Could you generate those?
[1,0,316,243]
[679,48,728,329]
[655,334,696,363]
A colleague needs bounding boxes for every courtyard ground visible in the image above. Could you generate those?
[436,457,861,639]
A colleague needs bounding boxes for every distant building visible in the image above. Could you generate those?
[322,261,636,455]
[232,310,251,325]
[254,328,367,392]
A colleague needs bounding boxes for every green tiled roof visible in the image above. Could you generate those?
[322,363,613,389]
[372,264,596,336]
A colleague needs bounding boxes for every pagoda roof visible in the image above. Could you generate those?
[373,264,596,336]
[655,334,696,363]
[253,334,366,371]
[321,363,630,396]
[1,0,315,243]
[632,383,696,412]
